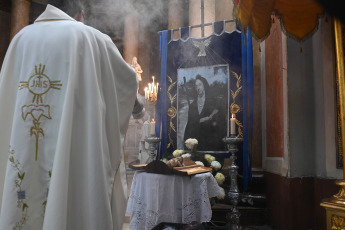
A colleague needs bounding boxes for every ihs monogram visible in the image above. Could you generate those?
[19,64,62,160]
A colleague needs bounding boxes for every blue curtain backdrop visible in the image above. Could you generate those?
[158,21,253,191]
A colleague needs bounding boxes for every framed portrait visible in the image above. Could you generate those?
[176,64,229,152]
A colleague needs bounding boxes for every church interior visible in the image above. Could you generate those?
[1,0,345,229]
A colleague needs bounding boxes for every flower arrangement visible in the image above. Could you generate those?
[185,138,198,151]
[161,138,226,200]
[172,150,184,157]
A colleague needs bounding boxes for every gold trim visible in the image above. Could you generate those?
[334,19,345,176]
[321,201,345,212]
[331,180,345,205]
[332,214,345,229]
[167,76,176,149]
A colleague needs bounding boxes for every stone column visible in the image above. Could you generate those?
[168,0,184,39]
[10,0,31,40]
[123,11,139,64]
[189,0,215,38]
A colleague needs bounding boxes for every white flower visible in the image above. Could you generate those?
[211,161,222,171]
[204,154,215,164]
[217,187,225,200]
[161,158,167,163]
[172,150,184,157]
[215,172,225,185]
[195,161,204,166]
[185,138,198,150]
[181,153,191,158]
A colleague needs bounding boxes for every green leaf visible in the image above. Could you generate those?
[22,203,28,212]
[18,172,25,180]
[9,156,14,163]
[42,200,47,205]
[49,171,52,178]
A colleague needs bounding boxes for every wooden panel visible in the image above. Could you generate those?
[265,15,283,157]
[265,172,338,230]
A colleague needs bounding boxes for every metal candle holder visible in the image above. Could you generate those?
[222,135,243,230]
[144,135,161,163]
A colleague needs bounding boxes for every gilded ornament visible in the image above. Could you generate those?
[166,75,177,149]
[332,214,345,230]
[167,107,177,118]
[231,104,241,114]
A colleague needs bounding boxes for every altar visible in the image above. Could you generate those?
[127,171,221,230]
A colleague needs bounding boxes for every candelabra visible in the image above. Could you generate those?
[144,135,161,163]
[222,135,243,230]
[144,76,159,104]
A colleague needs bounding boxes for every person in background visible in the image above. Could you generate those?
[0,0,141,229]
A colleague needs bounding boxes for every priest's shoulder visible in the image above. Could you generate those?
[83,24,114,43]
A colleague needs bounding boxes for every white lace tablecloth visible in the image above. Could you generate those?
[127,171,221,230]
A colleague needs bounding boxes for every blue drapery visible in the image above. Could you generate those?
[156,30,169,159]
[241,28,254,190]
[158,22,253,191]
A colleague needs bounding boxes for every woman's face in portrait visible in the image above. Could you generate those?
[195,79,205,96]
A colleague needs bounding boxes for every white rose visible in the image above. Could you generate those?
[204,154,215,164]
[181,153,191,158]
[185,138,198,150]
[211,161,222,171]
[195,161,204,166]
[215,172,225,185]
[172,150,184,157]
[217,187,225,200]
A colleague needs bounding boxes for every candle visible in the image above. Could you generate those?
[150,119,156,135]
[144,87,148,100]
[230,114,236,135]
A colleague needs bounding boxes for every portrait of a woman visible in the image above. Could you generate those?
[183,74,226,150]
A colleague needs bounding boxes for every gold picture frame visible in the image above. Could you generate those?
[334,18,345,174]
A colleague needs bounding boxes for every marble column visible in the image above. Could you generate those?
[123,11,139,64]
[10,0,31,40]
[168,0,184,40]
[189,0,215,38]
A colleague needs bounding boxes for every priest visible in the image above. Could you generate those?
[0,1,140,229]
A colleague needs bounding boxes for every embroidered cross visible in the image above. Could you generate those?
[19,64,62,161]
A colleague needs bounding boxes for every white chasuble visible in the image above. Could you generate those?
[0,4,138,230]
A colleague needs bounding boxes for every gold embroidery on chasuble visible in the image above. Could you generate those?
[19,64,62,160]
